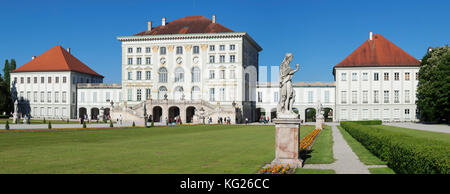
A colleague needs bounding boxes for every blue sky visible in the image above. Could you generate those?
[0,0,448,83]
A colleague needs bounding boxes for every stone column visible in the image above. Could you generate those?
[272,118,302,168]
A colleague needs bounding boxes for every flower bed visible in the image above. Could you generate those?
[257,164,293,174]
[299,128,322,150]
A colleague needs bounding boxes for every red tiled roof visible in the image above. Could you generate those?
[335,34,420,68]
[134,16,234,36]
[12,45,104,78]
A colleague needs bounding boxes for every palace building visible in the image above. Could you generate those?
[9,15,421,124]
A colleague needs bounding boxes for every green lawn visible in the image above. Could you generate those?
[304,125,334,164]
[0,125,277,174]
[374,125,450,144]
[337,125,387,165]
[295,168,335,174]
[369,167,395,174]
[0,118,79,124]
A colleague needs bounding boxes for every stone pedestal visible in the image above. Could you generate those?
[272,118,302,168]
[315,115,324,129]
[12,113,18,124]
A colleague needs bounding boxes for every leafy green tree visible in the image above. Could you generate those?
[417,46,450,123]
[3,60,10,88]
[0,76,12,114]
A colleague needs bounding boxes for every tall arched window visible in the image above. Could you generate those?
[174,86,184,100]
[245,73,250,101]
[174,67,184,82]
[191,67,201,82]
[191,86,201,100]
[159,67,167,83]
[158,86,167,100]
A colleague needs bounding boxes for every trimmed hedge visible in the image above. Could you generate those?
[350,120,382,125]
[341,121,450,174]
[0,115,10,119]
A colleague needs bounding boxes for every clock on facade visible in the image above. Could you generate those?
[193,57,199,64]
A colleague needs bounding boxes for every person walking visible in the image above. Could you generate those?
[119,114,123,125]
[245,118,248,125]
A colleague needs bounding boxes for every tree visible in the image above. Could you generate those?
[3,60,10,88]
[417,46,450,123]
[0,76,12,114]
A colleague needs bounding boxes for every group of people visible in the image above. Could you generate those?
[259,116,271,124]
[207,116,232,124]
[166,116,182,125]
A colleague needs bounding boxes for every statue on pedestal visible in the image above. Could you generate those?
[277,53,300,118]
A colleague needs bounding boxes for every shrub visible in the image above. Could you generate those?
[43,118,46,124]
[5,120,9,130]
[110,121,113,128]
[132,121,135,127]
[151,120,154,127]
[67,119,69,124]
[83,121,87,128]
[340,121,450,174]
[350,120,382,125]
[48,121,52,129]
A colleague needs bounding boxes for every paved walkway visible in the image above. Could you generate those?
[303,124,385,174]
[383,122,450,134]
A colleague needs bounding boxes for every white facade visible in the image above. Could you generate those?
[10,71,103,119]
[77,83,122,120]
[334,67,419,122]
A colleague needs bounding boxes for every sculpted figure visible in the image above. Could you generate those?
[277,53,300,118]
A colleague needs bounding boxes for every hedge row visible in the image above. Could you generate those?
[341,121,450,174]
[0,115,10,119]
[349,120,382,125]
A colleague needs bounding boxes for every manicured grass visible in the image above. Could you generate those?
[374,125,450,144]
[0,125,275,174]
[300,125,315,140]
[369,167,395,174]
[0,118,79,124]
[295,168,335,174]
[337,125,386,165]
[304,125,334,164]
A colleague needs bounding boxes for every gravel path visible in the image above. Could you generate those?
[383,122,450,134]
[303,124,373,174]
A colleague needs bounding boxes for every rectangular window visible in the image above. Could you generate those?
[34,77,37,83]
[137,57,142,65]
[146,57,151,65]
[209,70,215,79]
[137,89,142,101]
[374,73,379,81]
[219,55,225,63]
[384,72,389,81]
[363,90,368,103]
[106,92,110,102]
[55,77,59,83]
[405,72,410,80]
[128,58,133,65]
[219,88,225,101]
[405,90,410,103]
[230,70,235,79]
[415,72,418,80]
[352,73,357,81]
[63,76,67,83]
[55,92,59,103]
[136,71,142,80]
[362,72,368,81]
[308,91,314,103]
[209,88,215,102]
[274,92,279,102]
[341,109,347,120]
[384,90,389,103]
[127,89,132,101]
[136,47,141,53]
[176,46,183,54]
[324,91,330,103]
[394,90,399,103]
[62,92,66,103]
[146,71,151,80]
[209,45,215,51]
[146,88,151,100]
[146,47,151,53]
[27,91,30,101]
[160,47,166,55]
[40,92,44,102]
[209,56,215,63]
[373,109,380,119]
[362,109,369,120]
[128,72,132,80]
[341,91,347,104]
[219,45,225,51]
[341,73,347,81]
[48,77,52,84]
[80,92,84,103]
[219,70,225,79]
[352,91,357,104]
[128,47,133,53]
[258,92,263,102]
[41,77,44,83]
[193,46,199,54]
[230,55,235,63]
[394,72,399,80]
[230,44,235,51]
[33,92,37,103]
[27,77,30,83]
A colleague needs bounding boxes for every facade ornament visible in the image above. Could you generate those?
[200,44,208,51]
[152,46,159,52]
[184,45,192,52]
[276,53,300,118]
[167,45,174,52]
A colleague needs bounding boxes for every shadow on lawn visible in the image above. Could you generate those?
[299,149,313,167]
